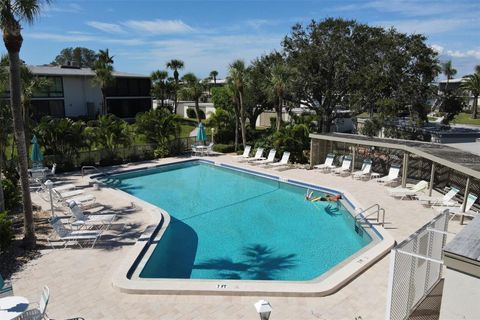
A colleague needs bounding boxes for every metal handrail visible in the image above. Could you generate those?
[81,165,100,177]
[355,203,386,227]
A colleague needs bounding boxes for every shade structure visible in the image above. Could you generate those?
[31,134,44,165]
[196,122,207,142]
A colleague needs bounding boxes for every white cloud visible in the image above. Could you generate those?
[86,21,124,34]
[446,49,480,59]
[431,44,444,54]
[375,18,470,34]
[25,32,145,46]
[43,3,83,13]
[123,19,194,34]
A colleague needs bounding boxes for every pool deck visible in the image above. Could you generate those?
[13,154,465,320]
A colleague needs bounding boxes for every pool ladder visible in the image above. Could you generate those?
[354,203,386,228]
[81,165,101,177]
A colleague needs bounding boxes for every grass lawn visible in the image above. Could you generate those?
[453,113,480,126]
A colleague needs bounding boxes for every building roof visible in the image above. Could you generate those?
[309,133,480,180]
[28,65,149,78]
[444,215,480,263]
[438,78,465,84]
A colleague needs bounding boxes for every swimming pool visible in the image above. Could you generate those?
[103,160,373,282]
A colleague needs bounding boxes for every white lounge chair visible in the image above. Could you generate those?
[233,145,251,159]
[376,166,401,185]
[388,180,429,200]
[352,160,372,180]
[19,286,49,320]
[52,189,96,208]
[314,154,336,171]
[242,148,264,162]
[205,142,214,155]
[68,202,116,230]
[254,149,276,165]
[416,187,460,207]
[332,157,352,176]
[435,193,478,221]
[269,152,291,168]
[48,216,102,248]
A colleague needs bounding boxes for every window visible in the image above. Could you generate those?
[32,76,64,98]
[105,77,151,97]
[106,98,151,118]
[31,100,65,119]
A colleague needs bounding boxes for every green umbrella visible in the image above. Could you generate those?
[31,134,44,165]
[196,122,207,143]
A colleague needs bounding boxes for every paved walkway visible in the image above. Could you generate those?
[12,155,465,320]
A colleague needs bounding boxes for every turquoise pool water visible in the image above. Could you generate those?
[103,161,372,281]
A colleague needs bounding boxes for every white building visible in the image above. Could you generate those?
[29,65,152,119]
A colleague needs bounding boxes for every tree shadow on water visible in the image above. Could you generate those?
[324,204,342,216]
[194,244,297,280]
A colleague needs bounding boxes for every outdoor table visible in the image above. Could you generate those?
[0,296,29,320]
[28,167,48,180]
[195,146,208,156]
[370,172,381,180]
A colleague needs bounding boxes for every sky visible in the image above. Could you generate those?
[12,0,480,79]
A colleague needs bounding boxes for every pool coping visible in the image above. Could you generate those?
[93,158,395,296]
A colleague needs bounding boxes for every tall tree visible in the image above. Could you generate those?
[51,47,97,68]
[267,61,290,131]
[441,60,457,92]
[151,70,169,109]
[0,0,51,246]
[228,59,247,148]
[460,73,480,119]
[92,49,114,115]
[178,73,204,123]
[166,59,184,114]
[209,70,218,85]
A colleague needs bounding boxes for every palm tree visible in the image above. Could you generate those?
[1,0,51,246]
[475,64,480,75]
[460,73,480,119]
[268,63,289,132]
[166,59,184,114]
[441,60,457,92]
[228,60,247,148]
[178,73,204,123]
[92,49,115,115]
[209,70,218,85]
[151,70,169,108]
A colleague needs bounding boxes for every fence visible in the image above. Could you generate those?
[385,211,449,320]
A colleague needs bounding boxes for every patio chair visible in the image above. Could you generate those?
[205,142,214,155]
[376,165,401,185]
[233,145,251,159]
[68,201,116,230]
[435,193,478,221]
[416,187,460,207]
[314,154,336,172]
[254,149,276,165]
[269,151,291,168]
[48,216,103,248]
[19,285,49,320]
[332,156,352,176]
[241,148,264,162]
[0,273,13,298]
[352,160,372,180]
[387,180,428,200]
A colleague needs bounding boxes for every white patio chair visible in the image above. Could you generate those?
[205,142,214,155]
[241,148,264,162]
[416,187,460,207]
[48,216,102,248]
[332,157,352,176]
[314,154,336,172]
[254,149,276,165]
[269,152,291,168]
[233,145,251,159]
[19,286,49,320]
[376,166,401,185]
[435,193,478,221]
[68,201,116,230]
[387,180,429,200]
[352,160,372,180]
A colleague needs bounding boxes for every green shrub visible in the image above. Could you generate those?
[0,212,14,252]
[2,178,21,211]
[99,156,123,167]
[80,158,97,167]
[154,144,169,158]
[142,149,155,161]
[213,144,235,153]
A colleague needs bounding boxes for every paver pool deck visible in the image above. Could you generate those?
[12,154,465,320]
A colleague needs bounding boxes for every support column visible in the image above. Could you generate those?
[351,145,356,173]
[402,152,409,188]
[461,177,471,224]
[429,162,436,196]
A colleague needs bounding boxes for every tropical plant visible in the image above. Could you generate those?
[256,124,309,163]
[206,107,236,144]
[228,59,247,148]
[439,92,464,125]
[0,211,14,252]
[91,114,131,161]
[166,59,184,114]
[209,70,218,85]
[266,61,290,131]
[92,49,115,115]
[136,108,179,149]
[51,47,97,68]
[0,0,51,246]
[441,60,457,92]
[460,73,480,119]
[151,70,171,109]
[178,73,204,123]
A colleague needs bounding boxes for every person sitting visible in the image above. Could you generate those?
[305,191,342,202]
